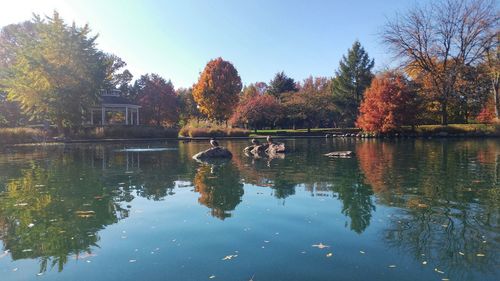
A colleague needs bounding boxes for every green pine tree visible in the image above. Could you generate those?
[332,41,374,127]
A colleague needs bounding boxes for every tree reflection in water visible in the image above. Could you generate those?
[193,159,244,220]
[356,139,500,280]
[0,139,498,279]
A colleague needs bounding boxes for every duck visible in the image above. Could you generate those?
[210,138,219,147]
[266,135,273,144]
[251,138,260,146]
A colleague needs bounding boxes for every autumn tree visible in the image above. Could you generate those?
[283,77,336,131]
[267,71,297,101]
[177,87,202,125]
[192,57,242,123]
[332,41,374,127]
[135,74,179,126]
[476,96,496,123]
[0,12,107,132]
[356,71,419,133]
[383,0,498,125]
[484,34,499,118]
[101,53,133,96]
[230,94,282,132]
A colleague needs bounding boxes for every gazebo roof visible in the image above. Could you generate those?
[93,89,140,108]
[101,95,139,106]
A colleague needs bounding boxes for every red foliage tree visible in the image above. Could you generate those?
[356,72,418,133]
[135,73,179,126]
[476,97,496,124]
[230,94,281,131]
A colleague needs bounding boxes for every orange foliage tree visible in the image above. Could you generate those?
[192,57,242,123]
[230,94,281,131]
[356,72,418,133]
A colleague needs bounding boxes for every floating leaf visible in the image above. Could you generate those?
[312,243,330,249]
[326,253,333,257]
[388,265,396,268]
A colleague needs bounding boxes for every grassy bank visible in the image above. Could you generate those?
[253,128,361,137]
[76,126,179,139]
[0,126,179,145]
[0,128,47,145]
[252,124,500,138]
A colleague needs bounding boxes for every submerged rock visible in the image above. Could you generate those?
[193,147,232,160]
[324,151,354,157]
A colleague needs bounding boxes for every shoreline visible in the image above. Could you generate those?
[2,133,500,147]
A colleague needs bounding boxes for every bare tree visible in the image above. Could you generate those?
[382,0,498,125]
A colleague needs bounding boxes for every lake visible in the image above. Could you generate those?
[0,138,499,281]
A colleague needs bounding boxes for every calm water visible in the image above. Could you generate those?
[0,139,499,281]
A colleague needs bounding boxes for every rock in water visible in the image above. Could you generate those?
[193,147,232,160]
[324,151,354,157]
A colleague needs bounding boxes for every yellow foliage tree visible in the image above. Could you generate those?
[192,57,242,123]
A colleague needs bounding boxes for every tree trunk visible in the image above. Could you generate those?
[441,99,448,125]
[493,78,499,119]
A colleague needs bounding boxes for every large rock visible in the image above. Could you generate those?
[324,151,354,158]
[193,147,232,160]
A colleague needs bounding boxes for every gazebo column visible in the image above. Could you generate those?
[101,107,105,125]
[136,108,139,125]
[125,107,129,125]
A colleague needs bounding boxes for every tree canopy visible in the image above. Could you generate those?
[383,0,498,125]
[267,71,297,100]
[192,57,242,123]
[356,71,419,133]
[135,73,179,126]
[0,12,107,132]
[332,41,374,127]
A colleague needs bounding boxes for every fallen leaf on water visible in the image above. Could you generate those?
[28,223,35,228]
[458,252,465,256]
[129,259,136,263]
[359,251,365,254]
[312,243,330,249]
[434,268,444,274]
[36,273,43,276]
[22,249,33,253]
[12,268,18,272]
[422,261,427,265]
[476,253,485,257]
[209,275,216,279]
[388,265,396,268]
[326,253,333,257]
[222,254,238,261]
[14,203,28,207]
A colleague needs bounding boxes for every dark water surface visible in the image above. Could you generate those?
[0,139,498,281]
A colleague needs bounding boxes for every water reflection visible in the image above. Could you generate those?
[0,139,498,280]
[193,161,243,220]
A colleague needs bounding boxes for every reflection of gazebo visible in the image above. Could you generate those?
[90,90,141,125]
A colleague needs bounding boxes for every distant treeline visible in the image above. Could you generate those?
[0,0,498,135]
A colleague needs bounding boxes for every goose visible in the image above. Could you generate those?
[210,138,219,147]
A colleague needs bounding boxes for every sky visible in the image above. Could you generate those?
[0,0,424,88]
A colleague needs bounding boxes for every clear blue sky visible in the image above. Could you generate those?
[1,0,425,88]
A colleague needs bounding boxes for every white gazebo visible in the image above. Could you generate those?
[90,90,141,125]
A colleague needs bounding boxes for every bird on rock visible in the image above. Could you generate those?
[210,138,219,147]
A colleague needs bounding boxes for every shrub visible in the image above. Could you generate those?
[179,120,249,137]
[0,128,46,145]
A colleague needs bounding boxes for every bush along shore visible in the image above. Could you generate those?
[1,124,499,146]
[0,126,180,145]
[328,124,500,138]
